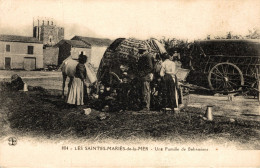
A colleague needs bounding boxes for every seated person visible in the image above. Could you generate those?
[92,85,107,110]
[127,76,143,111]
[105,89,120,112]
[96,85,120,112]
[10,74,24,91]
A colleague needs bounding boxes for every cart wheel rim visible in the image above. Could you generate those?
[208,62,244,93]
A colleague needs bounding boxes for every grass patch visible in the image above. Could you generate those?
[0,90,259,149]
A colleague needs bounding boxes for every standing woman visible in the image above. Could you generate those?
[67,54,88,106]
[160,53,178,111]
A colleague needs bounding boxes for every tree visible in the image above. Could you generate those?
[245,28,260,39]
[226,32,232,39]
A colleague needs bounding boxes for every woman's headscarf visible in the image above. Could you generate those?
[79,54,87,64]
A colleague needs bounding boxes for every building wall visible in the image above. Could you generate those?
[58,43,91,65]
[91,46,107,67]
[58,42,71,65]
[43,47,59,67]
[70,47,91,60]
[0,41,43,69]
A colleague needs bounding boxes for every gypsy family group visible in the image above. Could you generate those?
[66,49,182,113]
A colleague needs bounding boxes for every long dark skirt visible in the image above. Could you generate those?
[162,74,178,109]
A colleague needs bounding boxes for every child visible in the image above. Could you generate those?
[96,85,120,112]
[105,89,120,112]
[94,85,107,110]
[117,72,131,111]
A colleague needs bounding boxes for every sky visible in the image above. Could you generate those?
[0,0,259,41]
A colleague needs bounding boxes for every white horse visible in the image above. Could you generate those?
[60,57,97,99]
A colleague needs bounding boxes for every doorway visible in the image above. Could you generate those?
[24,57,36,70]
[5,57,11,70]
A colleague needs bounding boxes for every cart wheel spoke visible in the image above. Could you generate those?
[217,82,223,90]
[225,64,229,74]
[228,80,237,86]
[211,72,223,78]
[208,62,244,93]
[226,82,233,89]
[215,68,224,77]
[221,64,227,76]
[223,81,227,89]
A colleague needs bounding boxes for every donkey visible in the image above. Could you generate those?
[60,57,97,99]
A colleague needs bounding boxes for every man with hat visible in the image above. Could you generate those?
[137,45,155,112]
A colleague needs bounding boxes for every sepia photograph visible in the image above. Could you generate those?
[0,0,260,167]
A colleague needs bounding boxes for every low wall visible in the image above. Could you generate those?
[43,47,59,67]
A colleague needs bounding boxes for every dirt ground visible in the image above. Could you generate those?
[0,70,65,91]
[188,94,260,122]
[0,70,260,149]
[1,70,259,121]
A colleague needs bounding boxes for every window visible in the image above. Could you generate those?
[49,35,53,43]
[28,46,34,54]
[6,45,10,52]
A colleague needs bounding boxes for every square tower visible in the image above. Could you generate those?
[33,18,64,46]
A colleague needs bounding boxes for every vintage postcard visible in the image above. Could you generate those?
[0,0,260,167]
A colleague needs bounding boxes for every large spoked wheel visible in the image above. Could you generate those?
[208,62,244,93]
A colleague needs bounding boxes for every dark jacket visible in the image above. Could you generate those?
[138,53,154,77]
[75,63,86,80]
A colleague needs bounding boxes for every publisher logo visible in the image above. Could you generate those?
[8,137,17,146]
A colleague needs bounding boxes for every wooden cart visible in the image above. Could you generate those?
[186,39,260,97]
